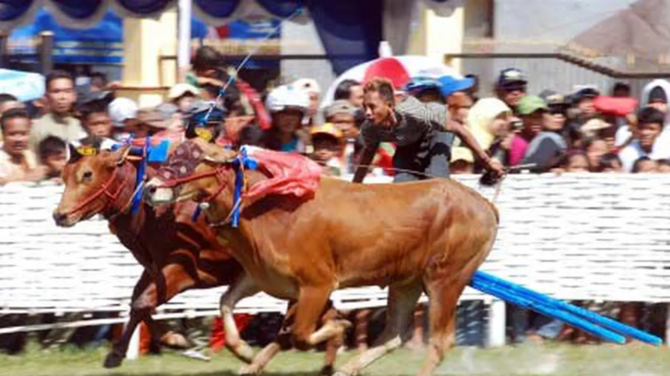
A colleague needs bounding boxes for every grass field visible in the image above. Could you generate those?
[1,343,668,376]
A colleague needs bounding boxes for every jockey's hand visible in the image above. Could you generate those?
[486,158,506,179]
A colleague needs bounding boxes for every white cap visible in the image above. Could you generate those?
[292,78,321,96]
[265,84,310,113]
[108,97,139,128]
[168,83,200,100]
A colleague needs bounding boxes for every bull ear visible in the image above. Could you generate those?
[67,143,83,164]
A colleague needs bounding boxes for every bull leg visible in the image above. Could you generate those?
[415,237,495,376]
[220,274,260,363]
[104,264,196,368]
[105,270,153,368]
[239,302,344,376]
[334,280,423,376]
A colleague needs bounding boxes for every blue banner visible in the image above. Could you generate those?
[9,9,123,65]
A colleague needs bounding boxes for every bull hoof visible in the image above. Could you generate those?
[319,365,335,376]
[103,351,124,368]
[239,364,262,376]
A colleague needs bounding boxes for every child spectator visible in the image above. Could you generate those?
[0,108,44,184]
[598,153,623,173]
[38,136,67,181]
[657,159,670,173]
[79,99,113,138]
[108,97,139,141]
[310,123,344,177]
[262,85,309,153]
[168,83,200,113]
[584,137,609,172]
[619,107,665,172]
[632,156,657,173]
[564,151,590,173]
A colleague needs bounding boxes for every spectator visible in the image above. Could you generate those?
[612,82,631,98]
[0,108,44,184]
[509,95,547,167]
[540,90,569,134]
[657,159,670,173]
[584,137,609,172]
[464,74,479,102]
[619,107,665,172]
[564,150,590,173]
[29,70,86,151]
[168,83,200,113]
[293,78,321,126]
[79,99,113,138]
[262,85,309,153]
[521,101,568,174]
[450,147,474,174]
[405,77,444,104]
[0,93,24,116]
[310,123,344,177]
[447,92,473,125]
[598,153,623,173]
[334,79,364,109]
[186,46,240,112]
[632,156,657,173]
[325,100,358,140]
[38,136,67,181]
[465,98,512,157]
[570,86,599,122]
[108,97,139,140]
[615,79,670,152]
[495,68,527,112]
[88,72,120,93]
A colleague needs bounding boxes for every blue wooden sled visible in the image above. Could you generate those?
[470,271,663,346]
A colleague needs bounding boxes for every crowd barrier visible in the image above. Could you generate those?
[1,174,670,347]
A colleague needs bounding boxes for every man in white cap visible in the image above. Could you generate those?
[293,78,321,126]
[108,97,138,141]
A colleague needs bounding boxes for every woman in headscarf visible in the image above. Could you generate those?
[465,97,512,165]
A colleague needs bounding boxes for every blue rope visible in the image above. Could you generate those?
[131,136,150,215]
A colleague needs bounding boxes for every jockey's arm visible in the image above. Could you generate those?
[444,120,504,177]
[352,145,378,184]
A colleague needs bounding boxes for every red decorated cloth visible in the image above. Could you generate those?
[243,146,322,201]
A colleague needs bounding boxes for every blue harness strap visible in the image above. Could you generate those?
[130,136,150,215]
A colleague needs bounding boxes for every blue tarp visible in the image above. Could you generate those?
[9,9,123,64]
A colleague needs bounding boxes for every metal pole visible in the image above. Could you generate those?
[0,32,8,68]
[177,0,192,81]
[40,31,54,75]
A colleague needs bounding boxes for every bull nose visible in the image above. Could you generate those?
[143,183,158,205]
[53,211,67,225]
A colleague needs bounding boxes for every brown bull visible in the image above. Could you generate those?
[53,143,342,375]
[144,138,500,376]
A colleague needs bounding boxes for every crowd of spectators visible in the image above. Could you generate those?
[1,45,668,354]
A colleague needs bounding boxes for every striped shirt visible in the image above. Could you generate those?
[361,96,448,147]
[360,96,453,181]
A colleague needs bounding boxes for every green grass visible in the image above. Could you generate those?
[1,343,668,376]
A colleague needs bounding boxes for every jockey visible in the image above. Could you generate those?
[261,85,310,153]
[353,77,504,183]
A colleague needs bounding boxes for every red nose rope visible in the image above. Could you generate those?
[61,162,133,217]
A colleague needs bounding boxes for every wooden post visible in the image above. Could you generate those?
[40,31,54,75]
[0,32,8,69]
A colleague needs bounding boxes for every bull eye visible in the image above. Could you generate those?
[82,170,93,181]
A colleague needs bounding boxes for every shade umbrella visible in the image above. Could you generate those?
[0,69,44,102]
[321,55,473,107]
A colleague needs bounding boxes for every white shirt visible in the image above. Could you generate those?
[619,141,653,172]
